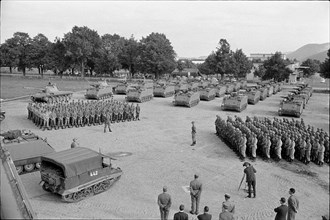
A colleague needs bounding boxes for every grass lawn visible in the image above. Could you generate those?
[0,76,92,99]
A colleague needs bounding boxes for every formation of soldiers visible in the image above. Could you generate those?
[27,99,140,130]
[215,115,329,166]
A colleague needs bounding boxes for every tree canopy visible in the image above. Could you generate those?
[262,52,292,82]
[300,59,320,78]
[319,49,330,79]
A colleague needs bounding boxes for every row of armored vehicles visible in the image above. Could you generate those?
[278,83,313,118]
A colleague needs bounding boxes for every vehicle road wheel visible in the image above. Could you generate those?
[35,163,41,169]
[24,164,35,172]
[16,166,23,174]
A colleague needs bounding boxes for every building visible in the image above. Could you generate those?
[249,53,286,62]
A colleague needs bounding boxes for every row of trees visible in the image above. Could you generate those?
[197,39,253,78]
[0,26,177,78]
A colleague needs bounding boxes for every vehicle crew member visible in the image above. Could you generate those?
[71,138,79,148]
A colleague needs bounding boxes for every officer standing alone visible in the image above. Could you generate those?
[191,121,197,146]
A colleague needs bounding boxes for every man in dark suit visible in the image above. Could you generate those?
[157,186,172,220]
[197,206,212,220]
[173,204,188,220]
[190,174,202,215]
[287,188,299,220]
[274,197,288,220]
[243,162,256,198]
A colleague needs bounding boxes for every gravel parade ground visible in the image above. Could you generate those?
[0,81,329,220]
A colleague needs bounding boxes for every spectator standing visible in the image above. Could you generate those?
[197,206,212,220]
[222,193,235,214]
[173,204,188,220]
[274,197,288,220]
[287,188,299,220]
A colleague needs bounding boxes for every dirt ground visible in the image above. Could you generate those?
[0,85,329,220]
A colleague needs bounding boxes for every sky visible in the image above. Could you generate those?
[1,1,329,58]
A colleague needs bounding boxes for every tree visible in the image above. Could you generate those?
[214,39,232,76]
[253,65,266,79]
[94,34,125,76]
[48,38,72,76]
[63,26,102,78]
[232,49,253,78]
[0,42,19,73]
[2,32,33,76]
[119,35,140,78]
[138,32,176,79]
[320,49,330,79]
[301,59,320,77]
[262,52,292,81]
[30,33,52,77]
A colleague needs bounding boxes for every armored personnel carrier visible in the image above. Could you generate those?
[258,86,268,101]
[126,81,153,102]
[272,83,279,94]
[225,83,235,94]
[214,84,227,97]
[31,83,73,103]
[187,82,200,92]
[153,82,175,97]
[115,81,131,94]
[199,86,217,101]
[278,99,304,118]
[221,92,248,112]
[240,80,247,89]
[245,88,261,105]
[172,81,188,93]
[85,80,113,100]
[39,147,122,202]
[1,130,55,175]
[233,82,241,92]
[266,85,274,97]
[173,90,200,107]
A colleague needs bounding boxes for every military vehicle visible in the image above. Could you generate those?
[233,82,241,92]
[221,92,248,112]
[0,109,5,122]
[1,130,55,175]
[240,80,247,89]
[85,80,113,100]
[187,82,200,92]
[39,147,122,203]
[115,81,131,94]
[214,84,227,97]
[173,90,200,107]
[0,145,37,219]
[225,84,235,94]
[245,88,261,105]
[172,81,188,93]
[31,83,73,103]
[153,82,175,97]
[272,83,279,94]
[258,86,268,101]
[266,85,274,97]
[126,81,154,102]
[278,99,304,118]
[199,86,217,101]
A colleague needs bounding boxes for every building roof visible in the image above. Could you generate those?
[41,147,103,178]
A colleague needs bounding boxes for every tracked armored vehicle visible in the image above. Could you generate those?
[126,81,153,102]
[1,130,55,175]
[266,85,274,97]
[31,83,73,103]
[278,99,304,118]
[233,82,241,92]
[199,86,216,101]
[272,83,279,94]
[173,90,200,107]
[258,86,268,101]
[85,81,113,100]
[173,82,188,93]
[225,83,235,94]
[153,82,175,97]
[214,84,227,97]
[39,147,122,203]
[245,88,261,104]
[115,82,130,94]
[221,92,248,112]
[240,80,247,89]
[188,82,200,92]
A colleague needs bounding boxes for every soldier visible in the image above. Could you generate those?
[265,136,271,160]
[104,112,112,133]
[57,109,64,129]
[251,134,258,161]
[275,135,283,161]
[239,134,247,160]
[71,138,79,148]
[49,111,56,130]
[190,174,202,215]
[77,109,83,127]
[191,121,197,146]
[305,138,312,164]
[136,103,140,120]
[158,186,172,220]
[288,136,296,162]
[317,140,325,166]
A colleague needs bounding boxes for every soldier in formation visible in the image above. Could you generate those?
[215,115,329,166]
[27,99,140,130]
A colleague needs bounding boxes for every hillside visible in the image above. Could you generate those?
[287,42,329,62]
[306,50,328,62]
